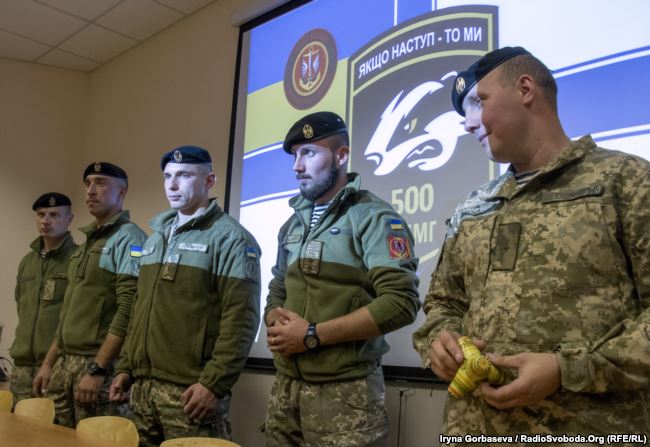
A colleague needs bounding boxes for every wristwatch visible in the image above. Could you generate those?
[303,323,320,350]
[86,361,108,376]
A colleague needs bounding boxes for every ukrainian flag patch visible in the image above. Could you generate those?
[130,245,143,257]
[245,246,258,258]
[390,219,404,231]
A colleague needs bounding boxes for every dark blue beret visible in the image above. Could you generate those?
[283,111,347,154]
[32,192,71,210]
[83,162,128,181]
[160,145,212,170]
[452,46,531,116]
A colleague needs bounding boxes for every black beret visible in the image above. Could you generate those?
[282,111,347,153]
[32,192,71,210]
[160,145,212,170]
[452,46,531,116]
[83,162,128,181]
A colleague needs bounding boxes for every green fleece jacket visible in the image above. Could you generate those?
[56,211,147,354]
[10,233,77,366]
[116,200,261,398]
[265,174,420,382]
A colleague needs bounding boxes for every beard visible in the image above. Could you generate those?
[300,161,340,202]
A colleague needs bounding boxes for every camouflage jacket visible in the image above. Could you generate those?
[266,174,420,382]
[10,233,77,366]
[116,200,261,398]
[57,211,147,355]
[413,136,650,436]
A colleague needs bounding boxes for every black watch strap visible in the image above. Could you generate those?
[87,361,108,376]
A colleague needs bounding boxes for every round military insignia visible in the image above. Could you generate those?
[49,196,56,207]
[455,77,466,94]
[388,236,411,259]
[284,28,338,110]
[303,124,314,139]
[94,162,102,173]
[173,150,183,163]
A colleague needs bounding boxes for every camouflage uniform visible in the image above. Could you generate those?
[46,354,123,425]
[10,233,77,404]
[48,211,146,427]
[265,174,420,446]
[413,137,650,444]
[130,378,231,442]
[116,199,260,446]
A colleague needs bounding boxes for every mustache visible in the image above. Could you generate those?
[296,175,310,180]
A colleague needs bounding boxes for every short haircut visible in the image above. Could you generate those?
[499,54,558,111]
[326,131,350,152]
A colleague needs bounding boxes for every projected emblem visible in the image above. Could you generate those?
[364,77,466,176]
[347,6,499,267]
[284,28,338,110]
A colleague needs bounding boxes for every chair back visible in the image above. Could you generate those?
[0,390,12,412]
[13,397,55,423]
[160,437,242,447]
[76,416,139,447]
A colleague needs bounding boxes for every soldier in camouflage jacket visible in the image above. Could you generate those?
[413,47,650,441]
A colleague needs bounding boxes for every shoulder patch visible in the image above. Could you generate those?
[389,218,404,231]
[388,236,411,259]
[244,246,259,282]
[130,245,142,257]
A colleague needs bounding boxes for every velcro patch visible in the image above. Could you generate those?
[130,245,142,257]
[178,243,208,253]
[389,219,404,231]
[388,236,411,259]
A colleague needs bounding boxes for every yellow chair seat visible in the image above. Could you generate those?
[0,390,13,412]
[76,415,139,447]
[160,437,242,447]
[14,397,55,423]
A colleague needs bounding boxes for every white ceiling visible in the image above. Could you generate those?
[0,0,218,72]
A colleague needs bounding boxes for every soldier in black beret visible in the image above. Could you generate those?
[10,193,77,405]
[264,111,420,446]
[33,162,147,427]
[109,145,261,445]
[414,46,650,437]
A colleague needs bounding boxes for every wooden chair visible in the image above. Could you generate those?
[0,390,12,412]
[13,397,55,423]
[160,437,242,447]
[76,415,139,447]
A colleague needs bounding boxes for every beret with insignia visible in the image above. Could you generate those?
[282,111,348,154]
[160,145,212,170]
[83,162,128,181]
[452,46,531,116]
[32,192,71,211]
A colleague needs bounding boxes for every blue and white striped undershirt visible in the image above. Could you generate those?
[514,170,539,188]
[310,203,330,228]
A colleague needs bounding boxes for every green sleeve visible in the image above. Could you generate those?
[355,208,420,334]
[199,233,261,397]
[108,228,146,338]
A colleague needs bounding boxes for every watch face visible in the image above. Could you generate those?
[305,336,319,350]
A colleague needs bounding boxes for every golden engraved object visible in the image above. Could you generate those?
[448,336,506,398]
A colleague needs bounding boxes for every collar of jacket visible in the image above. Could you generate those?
[492,135,596,201]
[79,210,131,237]
[289,172,361,212]
[150,198,222,234]
[29,231,75,254]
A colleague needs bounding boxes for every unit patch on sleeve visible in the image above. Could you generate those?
[244,246,259,281]
[388,236,411,259]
